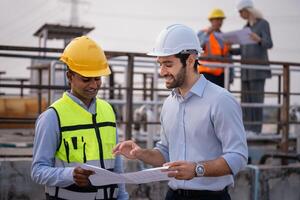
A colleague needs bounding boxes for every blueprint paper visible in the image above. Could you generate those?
[82,164,171,186]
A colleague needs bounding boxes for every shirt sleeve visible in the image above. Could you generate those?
[113,130,129,200]
[259,20,273,49]
[197,30,209,47]
[211,92,248,175]
[154,114,169,163]
[31,109,75,187]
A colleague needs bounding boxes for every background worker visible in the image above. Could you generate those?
[233,0,273,133]
[113,24,248,200]
[31,36,128,200]
[197,8,233,87]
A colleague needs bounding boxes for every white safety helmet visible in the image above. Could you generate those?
[147,24,202,57]
[237,0,254,11]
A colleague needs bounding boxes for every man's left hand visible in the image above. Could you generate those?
[164,161,196,180]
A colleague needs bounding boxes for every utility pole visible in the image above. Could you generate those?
[70,0,79,26]
[61,0,88,26]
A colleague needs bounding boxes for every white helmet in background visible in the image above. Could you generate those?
[147,24,202,57]
[237,0,254,11]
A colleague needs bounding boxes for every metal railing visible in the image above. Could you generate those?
[1,45,300,156]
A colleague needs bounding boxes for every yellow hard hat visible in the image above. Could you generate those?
[60,36,110,77]
[208,8,226,20]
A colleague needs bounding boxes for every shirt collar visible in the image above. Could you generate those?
[171,75,207,100]
[66,91,96,112]
[190,74,207,98]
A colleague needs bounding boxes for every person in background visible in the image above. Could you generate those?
[197,8,233,87]
[234,0,273,133]
[114,24,248,200]
[31,36,128,200]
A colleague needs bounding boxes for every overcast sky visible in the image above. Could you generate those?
[0,0,300,103]
[1,0,299,58]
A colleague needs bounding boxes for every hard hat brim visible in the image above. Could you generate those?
[72,65,111,77]
[147,51,180,57]
[208,16,226,20]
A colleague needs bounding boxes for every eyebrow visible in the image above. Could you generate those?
[74,73,88,79]
[158,60,173,65]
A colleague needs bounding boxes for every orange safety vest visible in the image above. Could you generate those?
[198,30,230,76]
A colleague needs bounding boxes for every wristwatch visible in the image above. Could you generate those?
[195,163,205,177]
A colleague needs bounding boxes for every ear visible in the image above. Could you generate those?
[66,71,73,82]
[187,54,196,68]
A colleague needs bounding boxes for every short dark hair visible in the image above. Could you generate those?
[174,50,199,72]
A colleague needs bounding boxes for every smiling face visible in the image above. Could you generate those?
[157,55,187,89]
[67,70,101,106]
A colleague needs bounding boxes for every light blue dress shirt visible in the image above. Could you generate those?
[31,92,129,200]
[155,76,248,191]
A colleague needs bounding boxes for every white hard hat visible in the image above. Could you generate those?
[147,24,202,57]
[237,0,254,11]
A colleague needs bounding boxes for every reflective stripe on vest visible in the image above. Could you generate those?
[46,92,118,200]
[46,185,118,200]
[55,158,115,169]
[198,31,230,76]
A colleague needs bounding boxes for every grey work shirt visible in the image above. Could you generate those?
[241,18,273,81]
[155,76,248,191]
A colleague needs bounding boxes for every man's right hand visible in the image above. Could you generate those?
[73,166,94,187]
[113,140,142,159]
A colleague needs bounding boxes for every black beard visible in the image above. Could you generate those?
[166,66,186,89]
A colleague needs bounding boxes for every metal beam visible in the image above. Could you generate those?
[125,55,134,140]
[281,64,290,156]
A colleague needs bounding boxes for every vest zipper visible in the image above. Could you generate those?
[93,114,111,200]
[92,114,105,168]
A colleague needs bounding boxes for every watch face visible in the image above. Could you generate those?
[196,164,205,176]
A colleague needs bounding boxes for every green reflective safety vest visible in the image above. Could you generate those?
[46,93,118,200]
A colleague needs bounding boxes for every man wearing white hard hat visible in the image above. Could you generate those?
[234,0,273,133]
[114,24,248,200]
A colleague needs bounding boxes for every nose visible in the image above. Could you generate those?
[160,66,167,76]
[90,78,101,89]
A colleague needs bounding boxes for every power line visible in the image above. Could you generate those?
[0,4,65,44]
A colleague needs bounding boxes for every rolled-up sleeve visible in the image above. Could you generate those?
[197,30,209,47]
[212,92,248,175]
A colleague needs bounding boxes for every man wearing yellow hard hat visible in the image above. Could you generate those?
[197,8,232,87]
[31,36,128,200]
